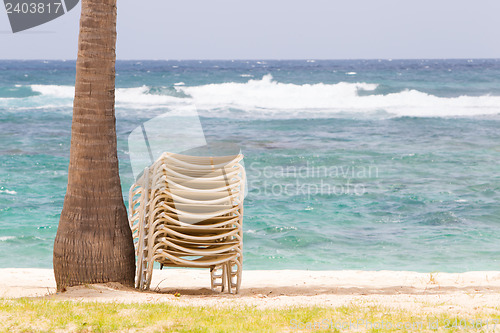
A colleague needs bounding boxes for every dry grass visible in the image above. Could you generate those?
[0,298,499,332]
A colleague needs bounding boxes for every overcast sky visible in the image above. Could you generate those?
[1,0,500,60]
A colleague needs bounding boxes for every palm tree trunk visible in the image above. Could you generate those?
[53,0,135,291]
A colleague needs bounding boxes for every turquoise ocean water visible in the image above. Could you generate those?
[0,59,499,271]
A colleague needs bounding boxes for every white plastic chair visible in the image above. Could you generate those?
[129,152,245,293]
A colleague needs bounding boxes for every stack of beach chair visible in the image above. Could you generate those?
[129,152,245,293]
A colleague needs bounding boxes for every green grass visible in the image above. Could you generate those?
[0,298,499,332]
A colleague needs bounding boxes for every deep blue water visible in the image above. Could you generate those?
[1,59,499,271]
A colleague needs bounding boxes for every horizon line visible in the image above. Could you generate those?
[0,57,499,62]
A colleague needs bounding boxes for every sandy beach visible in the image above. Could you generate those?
[1,268,500,315]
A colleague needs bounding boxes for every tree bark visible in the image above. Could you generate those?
[53,0,135,291]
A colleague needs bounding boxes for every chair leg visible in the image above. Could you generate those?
[136,237,148,290]
[136,255,143,290]
[210,265,225,292]
[144,256,155,291]
[225,262,232,294]
[227,259,242,294]
[138,253,150,291]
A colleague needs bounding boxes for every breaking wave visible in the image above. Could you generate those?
[0,75,499,118]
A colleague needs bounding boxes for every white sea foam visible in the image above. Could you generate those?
[1,77,499,119]
[31,84,75,98]
[178,74,380,112]
[115,86,185,108]
[0,189,17,195]
[0,236,16,241]
[0,85,184,110]
[178,75,500,118]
